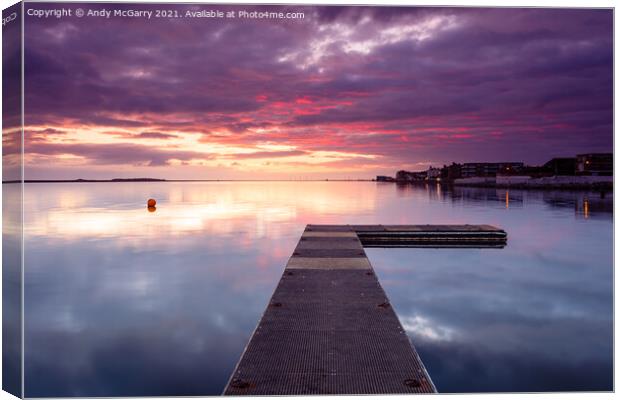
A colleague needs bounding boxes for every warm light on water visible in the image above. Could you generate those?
[11,182,613,396]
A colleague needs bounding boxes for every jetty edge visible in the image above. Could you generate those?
[224,224,507,395]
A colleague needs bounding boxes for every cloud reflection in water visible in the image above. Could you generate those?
[22,182,612,396]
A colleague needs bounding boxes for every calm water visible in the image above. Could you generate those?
[18,182,612,396]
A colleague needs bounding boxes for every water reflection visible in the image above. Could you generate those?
[368,246,613,392]
[3,183,22,397]
[23,182,613,396]
[437,186,611,218]
[23,182,379,240]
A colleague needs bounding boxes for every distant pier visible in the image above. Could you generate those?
[224,224,507,395]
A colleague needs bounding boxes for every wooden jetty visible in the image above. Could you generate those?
[224,224,507,395]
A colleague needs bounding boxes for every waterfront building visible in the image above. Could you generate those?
[542,158,577,176]
[376,175,396,182]
[440,163,463,181]
[426,167,442,181]
[461,162,524,178]
[576,153,612,176]
[396,170,427,182]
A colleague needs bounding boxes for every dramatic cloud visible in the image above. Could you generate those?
[20,4,613,179]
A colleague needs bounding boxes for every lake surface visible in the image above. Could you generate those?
[19,182,612,396]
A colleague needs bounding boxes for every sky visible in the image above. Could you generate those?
[12,4,614,180]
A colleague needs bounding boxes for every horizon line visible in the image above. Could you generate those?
[2,178,378,183]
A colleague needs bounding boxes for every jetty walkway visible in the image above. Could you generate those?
[224,224,506,395]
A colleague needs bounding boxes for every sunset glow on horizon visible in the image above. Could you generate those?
[9,4,613,180]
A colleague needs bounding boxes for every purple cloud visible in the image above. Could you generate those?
[21,4,613,179]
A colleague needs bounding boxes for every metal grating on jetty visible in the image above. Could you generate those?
[224,224,506,395]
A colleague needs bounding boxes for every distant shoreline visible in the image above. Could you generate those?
[1,179,612,192]
[2,179,376,183]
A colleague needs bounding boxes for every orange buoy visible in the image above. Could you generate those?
[147,206,156,213]
[147,198,156,207]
